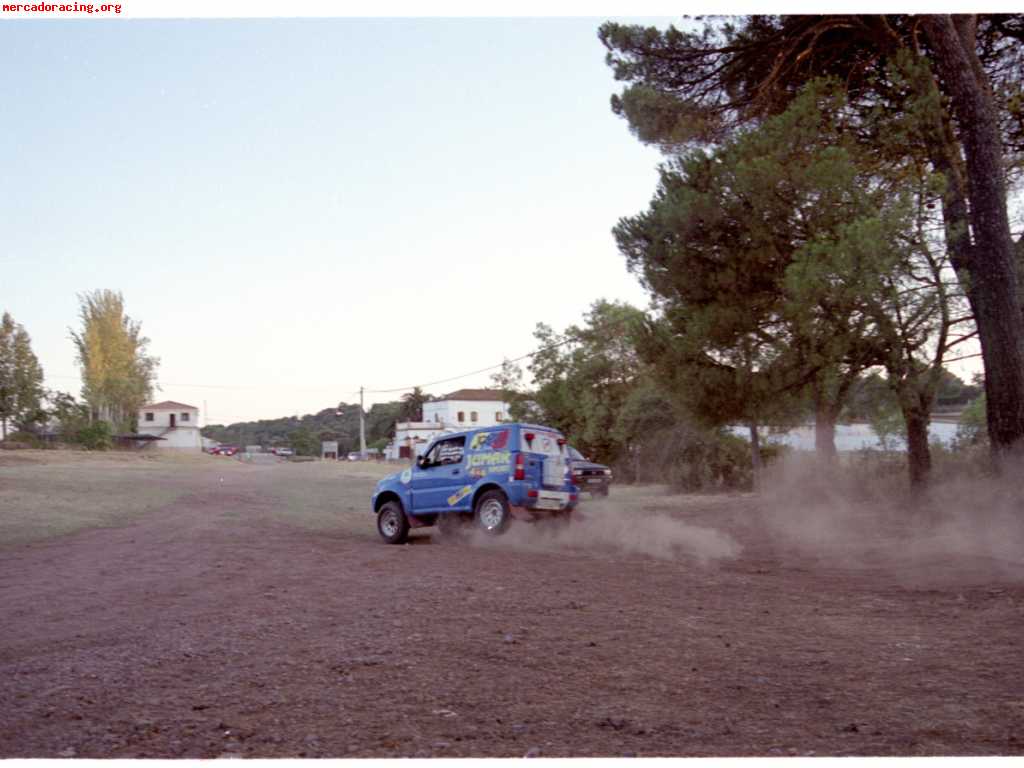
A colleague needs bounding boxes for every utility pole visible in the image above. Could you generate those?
[359,385,367,459]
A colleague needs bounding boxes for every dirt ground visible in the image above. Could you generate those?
[1,449,1022,758]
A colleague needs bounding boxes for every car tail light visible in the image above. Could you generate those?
[527,489,538,498]
[570,493,578,502]
[514,453,525,480]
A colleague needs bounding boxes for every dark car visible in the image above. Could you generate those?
[568,447,612,496]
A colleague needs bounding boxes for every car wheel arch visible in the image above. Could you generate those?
[374,490,404,514]
[471,482,506,510]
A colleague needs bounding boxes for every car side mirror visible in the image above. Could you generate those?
[416,455,428,469]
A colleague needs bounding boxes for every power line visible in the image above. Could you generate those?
[360,324,597,396]
[45,313,637,403]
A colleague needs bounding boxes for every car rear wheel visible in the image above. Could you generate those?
[474,490,510,535]
[377,501,409,544]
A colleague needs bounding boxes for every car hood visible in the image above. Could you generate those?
[570,459,609,472]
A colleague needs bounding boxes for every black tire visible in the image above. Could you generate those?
[474,490,511,535]
[377,501,410,544]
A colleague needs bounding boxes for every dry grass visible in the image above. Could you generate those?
[0,450,403,547]
[0,451,204,547]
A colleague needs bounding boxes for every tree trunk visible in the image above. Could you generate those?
[748,422,762,488]
[923,15,1024,460]
[904,407,933,489]
[814,402,838,463]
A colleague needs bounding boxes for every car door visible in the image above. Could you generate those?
[410,436,468,513]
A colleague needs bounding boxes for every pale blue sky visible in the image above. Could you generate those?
[1,17,671,424]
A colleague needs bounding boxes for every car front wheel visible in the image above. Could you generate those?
[377,501,409,544]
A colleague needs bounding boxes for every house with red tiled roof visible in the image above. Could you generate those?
[137,400,202,450]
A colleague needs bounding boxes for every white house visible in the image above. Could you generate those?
[422,388,510,429]
[386,421,452,460]
[137,400,202,450]
[384,389,510,460]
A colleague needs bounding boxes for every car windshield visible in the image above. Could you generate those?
[569,447,585,461]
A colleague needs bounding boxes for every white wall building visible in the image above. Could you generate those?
[138,400,202,450]
[386,421,451,460]
[384,389,510,460]
[422,388,510,429]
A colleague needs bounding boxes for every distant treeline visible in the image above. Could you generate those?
[202,401,403,456]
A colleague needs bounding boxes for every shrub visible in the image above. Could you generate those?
[954,395,987,448]
[77,421,113,450]
[638,426,754,491]
[3,430,44,448]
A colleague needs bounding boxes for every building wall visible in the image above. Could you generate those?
[138,407,201,450]
[422,399,508,428]
[158,428,202,449]
[387,421,453,460]
[139,408,199,430]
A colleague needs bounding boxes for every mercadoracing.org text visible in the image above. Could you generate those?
[3,2,122,13]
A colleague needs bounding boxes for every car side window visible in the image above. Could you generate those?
[424,436,465,467]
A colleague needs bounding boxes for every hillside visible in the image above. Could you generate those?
[201,401,402,455]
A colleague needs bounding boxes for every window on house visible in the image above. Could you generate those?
[470,411,478,422]
[458,411,465,422]
[145,412,154,422]
[181,412,190,422]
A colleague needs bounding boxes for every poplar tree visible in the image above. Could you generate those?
[70,290,159,433]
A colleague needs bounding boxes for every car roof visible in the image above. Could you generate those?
[427,423,564,443]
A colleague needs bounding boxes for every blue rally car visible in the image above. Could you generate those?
[371,423,579,544]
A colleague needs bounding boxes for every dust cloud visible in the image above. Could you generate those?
[753,452,1024,583]
[460,491,741,565]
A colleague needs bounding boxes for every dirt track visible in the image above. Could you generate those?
[1,451,1022,757]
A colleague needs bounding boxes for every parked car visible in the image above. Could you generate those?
[371,423,579,544]
[568,446,612,496]
[214,445,238,457]
[272,447,294,457]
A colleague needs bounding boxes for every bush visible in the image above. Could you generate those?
[622,425,754,491]
[77,421,113,450]
[3,430,44,448]
[955,395,987,448]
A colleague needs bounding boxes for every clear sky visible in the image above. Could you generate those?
[1,16,674,425]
